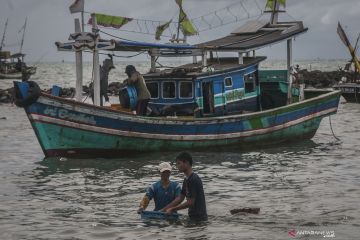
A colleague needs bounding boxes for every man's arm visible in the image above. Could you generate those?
[137,195,150,213]
[161,194,185,211]
[137,184,154,213]
[165,196,194,213]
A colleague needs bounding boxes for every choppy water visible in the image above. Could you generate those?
[0,61,359,240]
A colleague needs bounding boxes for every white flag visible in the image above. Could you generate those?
[69,0,84,14]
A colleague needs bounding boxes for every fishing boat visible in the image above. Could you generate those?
[13,0,341,158]
[0,18,36,80]
[333,22,360,103]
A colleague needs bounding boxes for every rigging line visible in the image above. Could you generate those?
[329,116,340,141]
[83,11,164,25]
[144,20,150,34]
[214,11,223,25]
[98,29,138,42]
[83,0,253,27]
[239,1,250,19]
[98,29,162,53]
[285,12,298,22]
[227,7,238,22]
[197,14,261,33]
[100,27,172,38]
[254,0,263,13]
[83,50,146,58]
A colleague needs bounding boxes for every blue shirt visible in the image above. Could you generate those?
[146,181,181,211]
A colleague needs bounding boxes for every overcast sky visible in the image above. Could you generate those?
[0,0,359,62]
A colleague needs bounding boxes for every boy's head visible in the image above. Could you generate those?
[176,152,193,172]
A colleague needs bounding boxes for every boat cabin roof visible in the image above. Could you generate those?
[143,56,266,80]
[197,21,308,51]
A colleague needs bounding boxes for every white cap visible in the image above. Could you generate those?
[158,162,172,172]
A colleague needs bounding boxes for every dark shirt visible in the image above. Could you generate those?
[181,172,207,221]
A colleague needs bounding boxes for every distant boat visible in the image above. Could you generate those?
[0,18,36,80]
[13,0,341,158]
[333,22,360,103]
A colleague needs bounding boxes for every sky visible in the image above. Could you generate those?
[0,0,359,62]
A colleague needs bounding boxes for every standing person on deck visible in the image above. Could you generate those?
[90,55,115,106]
[164,152,208,221]
[123,65,151,116]
[137,162,181,213]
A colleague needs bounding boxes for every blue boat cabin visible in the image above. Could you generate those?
[144,56,265,117]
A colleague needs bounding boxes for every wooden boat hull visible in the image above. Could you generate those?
[18,87,341,158]
[334,84,360,103]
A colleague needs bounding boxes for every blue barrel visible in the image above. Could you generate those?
[119,86,137,110]
[51,85,61,96]
[15,81,29,98]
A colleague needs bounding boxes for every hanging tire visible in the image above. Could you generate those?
[14,81,41,107]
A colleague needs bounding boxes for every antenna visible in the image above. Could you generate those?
[19,17,27,53]
[0,18,8,51]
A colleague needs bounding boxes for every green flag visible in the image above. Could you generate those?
[179,9,197,36]
[155,20,172,40]
[266,0,286,10]
[88,13,133,29]
[175,0,197,36]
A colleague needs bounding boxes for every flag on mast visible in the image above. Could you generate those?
[337,22,360,73]
[155,20,172,40]
[88,13,133,29]
[174,0,197,36]
[69,0,84,14]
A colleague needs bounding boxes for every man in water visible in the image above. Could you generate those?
[137,162,181,213]
[165,152,208,221]
[123,65,151,116]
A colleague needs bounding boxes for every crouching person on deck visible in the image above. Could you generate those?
[164,152,208,221]
[137,162,181,213]
[123,65,151,116]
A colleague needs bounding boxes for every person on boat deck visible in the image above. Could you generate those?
[90,56,115,106]
[164,152,208,221]
[137,162,181,213]
[15,58,25,71]
[123,65,151,116]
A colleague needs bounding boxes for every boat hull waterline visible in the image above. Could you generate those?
[22,91,341,158]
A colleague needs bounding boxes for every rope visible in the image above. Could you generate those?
[329,115,340,141]
[84,50,146,59]
[83,0,263,37]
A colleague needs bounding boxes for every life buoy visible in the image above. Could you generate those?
[14,81,41,107]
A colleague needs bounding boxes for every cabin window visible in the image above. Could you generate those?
[162,81,176,99]
[244,72,257,93]
[146,82,159,99]
[179,81,193,98]
[224,77,233,87]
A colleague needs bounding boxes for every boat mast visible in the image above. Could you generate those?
[74,18,83,102]
[270,0,280,24]
[19,17,27,53]
[91,13,101,106]
[0,18,8,51]
[176,8,181,42]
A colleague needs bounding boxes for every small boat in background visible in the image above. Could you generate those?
[0,18,36,80]
[334,22,360,103]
